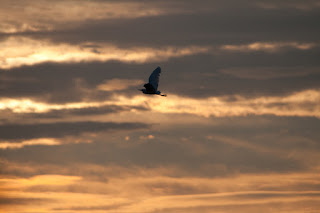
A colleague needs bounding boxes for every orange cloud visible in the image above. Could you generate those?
[221,42,318,52]
[0,138,60,150]
[1,164,320,213]
[97,79,144,92]
[0,0,185,33]
[0,38,209,69]
[115,89,320,118]
[1,174,81,188]
[1,89,319,118]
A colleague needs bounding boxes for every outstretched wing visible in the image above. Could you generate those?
[148,66,161,91]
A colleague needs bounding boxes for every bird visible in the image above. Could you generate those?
[139,66,167,97]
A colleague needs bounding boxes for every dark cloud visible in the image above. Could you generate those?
[218,66,320,80]
[1,50,320,101]
[3,0,319,47]
[0,141,301,177]
[1,1,320,212]
[2,115,317,176]
[31,105,148,118]
[162,53,320,98]
[0,61,151,102]
[149,200,320,213]
[0,121,150,140]
[1,0,320,100]
[52,203,131,211]
[1,105,148,120]
[0,197,50,205]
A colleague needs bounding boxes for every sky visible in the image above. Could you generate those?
[1,0,320,212]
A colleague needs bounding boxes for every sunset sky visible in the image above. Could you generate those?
[1,0,320,212]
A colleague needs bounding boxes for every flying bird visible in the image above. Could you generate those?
[140,66,166,97]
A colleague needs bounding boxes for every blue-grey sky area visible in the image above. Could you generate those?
[1,0,320,212]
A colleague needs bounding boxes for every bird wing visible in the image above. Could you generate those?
[148,66,161,91]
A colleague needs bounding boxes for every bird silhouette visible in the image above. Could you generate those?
[139,67,166,97]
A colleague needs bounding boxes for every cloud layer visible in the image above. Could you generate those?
[1,0,320,212]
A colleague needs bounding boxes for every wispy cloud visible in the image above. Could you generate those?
[219,66,320,80]
[0,38,209,69]
[256,1,320,11]
[1,89,319,118]
[1,164,320,212]
[0,138,60,149]
[0,121,150,140]
[97,79,143,92]
[0,0,186,33]
[1,1,320,212]
[114,89,320,118]
[1,174,81,188]
[220,42,318,52]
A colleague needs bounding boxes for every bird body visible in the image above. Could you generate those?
[140,67,166,96]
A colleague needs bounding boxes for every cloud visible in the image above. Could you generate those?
[3,113,319,179]
[1,51,319,102]
[0,98,148,114]
[1,165,320,212]
[218,66,320,80]
[1,88,319,120]
[220,42,318,52]
[27,4,319,49]
[0,0,189,33]
[0,37,319,69]
[139,135,155,140]
[2,174,81,187]
[0,121,150,140]
[0,37,209,69]
[1,105,148,122]
[255,0,320,11]
[0,138,60,150]
[110,89,320,118]
[97,78,143,91]
[0,197,50,205]
[0,98,100,113]
[52,203,131,211]
[1,1,320,212]
[0,116,310,174]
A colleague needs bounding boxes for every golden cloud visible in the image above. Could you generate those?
[0,138,60,150]
[0,0,183,33]
[115,89,320,118]
[0,38,209,69]
[97,79,144,92]
[1,164,320,213]
[221,42,318,52]
[1,174,81,188]
[1,89,319,118]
